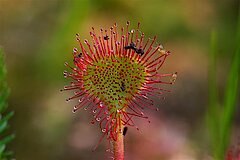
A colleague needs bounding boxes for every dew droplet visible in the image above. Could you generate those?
[74,91,78,95]
[72,109,77,113]
[93,109,97,113]
[79,98,83,102]
[99,102,103,108]
[73,47,78,52]
[166,50,171,55]
[102,129,106,132]
[73,105,78,110]
[96,117,101,121]
[64,62,68,66]
[66,98,70,102]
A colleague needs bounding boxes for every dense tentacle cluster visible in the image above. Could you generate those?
[61,22,176,148]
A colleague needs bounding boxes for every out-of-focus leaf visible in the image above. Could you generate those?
[219,41,240,159]
[0,48,14,158]
[0,112,14,134]
[0,121,7,134]
[207,30,220,158]
[0,134,15,146]
[0,145,5,154]
[208,5,240,159]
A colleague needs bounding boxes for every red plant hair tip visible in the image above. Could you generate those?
[62,21,176,148]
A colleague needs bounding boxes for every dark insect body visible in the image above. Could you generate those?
[123,127,128,136]
[77,53,82,58]
[124,42,144,56]
[135,48,144,56]
[124,42,136,50]
[104,35,109,40]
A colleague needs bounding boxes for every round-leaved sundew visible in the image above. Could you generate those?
[61,21,177,152]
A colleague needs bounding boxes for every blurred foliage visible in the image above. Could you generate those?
[37,0,90,82]
[207,5,240,159]
[0,48,14,160]
[0,0,240,160]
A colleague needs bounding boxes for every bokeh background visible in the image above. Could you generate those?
[0,0,239,160]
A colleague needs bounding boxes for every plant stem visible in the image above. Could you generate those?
[113,123,124,160]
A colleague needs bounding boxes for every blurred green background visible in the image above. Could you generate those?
[0,0,239,159]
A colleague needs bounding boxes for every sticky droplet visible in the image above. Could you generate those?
[64,62,68,66]
[166,50,171,55]
[73,48,78,52]
[73,105,78,110]
[100,102,103,108]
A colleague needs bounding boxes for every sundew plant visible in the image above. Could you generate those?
[62,22,176,159]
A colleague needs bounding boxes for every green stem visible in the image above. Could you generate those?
[113,123,124,160]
